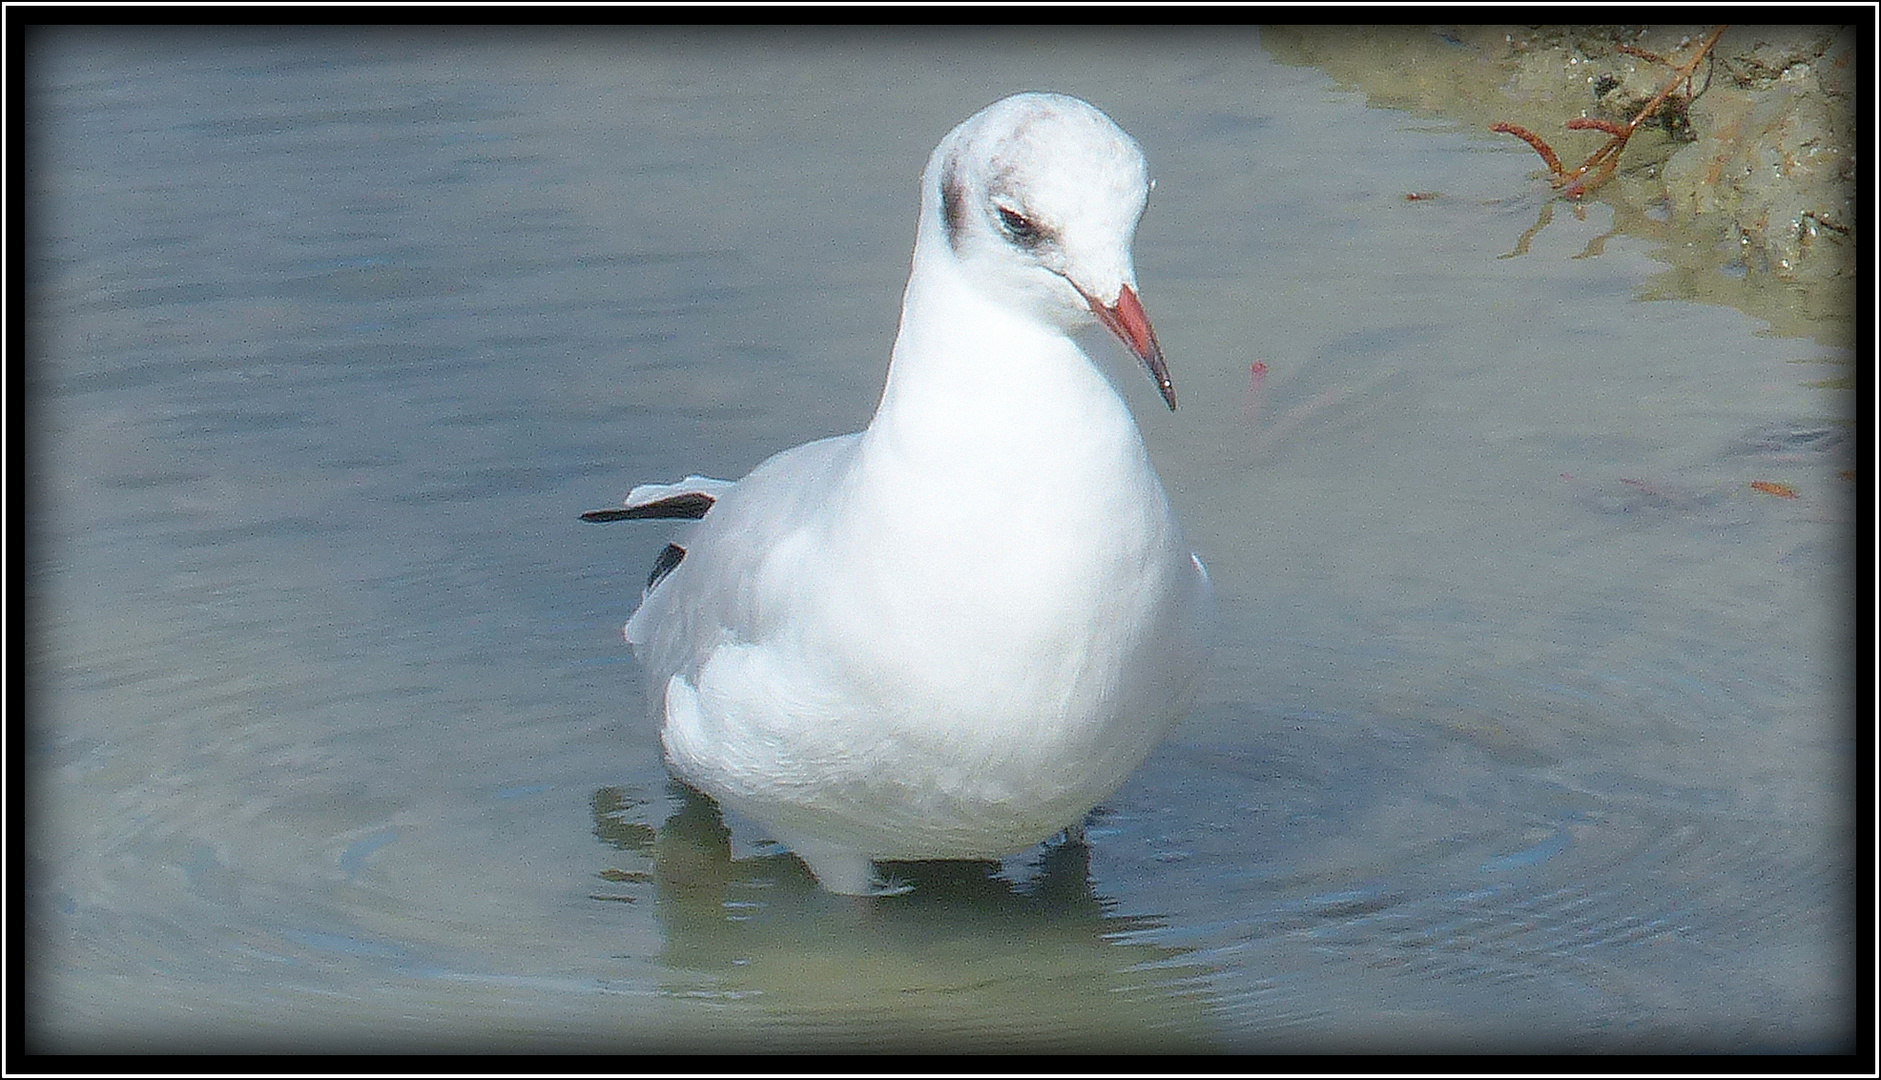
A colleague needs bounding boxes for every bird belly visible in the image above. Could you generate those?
[657,546,1204,861]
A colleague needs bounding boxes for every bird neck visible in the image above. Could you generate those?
[863,240,1141,477]
[831,233,1181,617]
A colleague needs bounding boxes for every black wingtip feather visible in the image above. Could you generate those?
[579,492,716,522]
[646,543,687,590]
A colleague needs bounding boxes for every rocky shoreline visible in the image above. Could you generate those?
[1262,24,1857,348]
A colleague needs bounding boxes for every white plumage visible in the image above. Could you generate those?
[589,92,1212,894]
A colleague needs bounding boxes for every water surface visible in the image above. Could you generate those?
[28,26,1855,1054]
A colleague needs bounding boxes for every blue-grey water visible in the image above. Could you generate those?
[27,26,1856,1053]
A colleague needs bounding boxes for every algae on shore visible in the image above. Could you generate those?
[1263,24,1857,349]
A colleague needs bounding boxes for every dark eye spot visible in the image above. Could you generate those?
[997,206,1044,248]
[940,161,967,252]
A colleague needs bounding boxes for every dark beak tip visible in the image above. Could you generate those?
[1080,283,1179,413]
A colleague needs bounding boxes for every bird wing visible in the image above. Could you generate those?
[620,435,875,808]
[621,435,860,662]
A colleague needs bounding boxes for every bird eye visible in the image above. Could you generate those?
[996,206,1043,246]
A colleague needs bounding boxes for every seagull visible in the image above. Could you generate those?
[584,92,1213,894]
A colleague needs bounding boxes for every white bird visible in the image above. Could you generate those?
[585,92,1212,894]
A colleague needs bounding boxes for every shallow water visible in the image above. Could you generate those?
[27,26,1856,1054]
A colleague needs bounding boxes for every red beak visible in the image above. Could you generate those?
[1085,284,1177,410]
